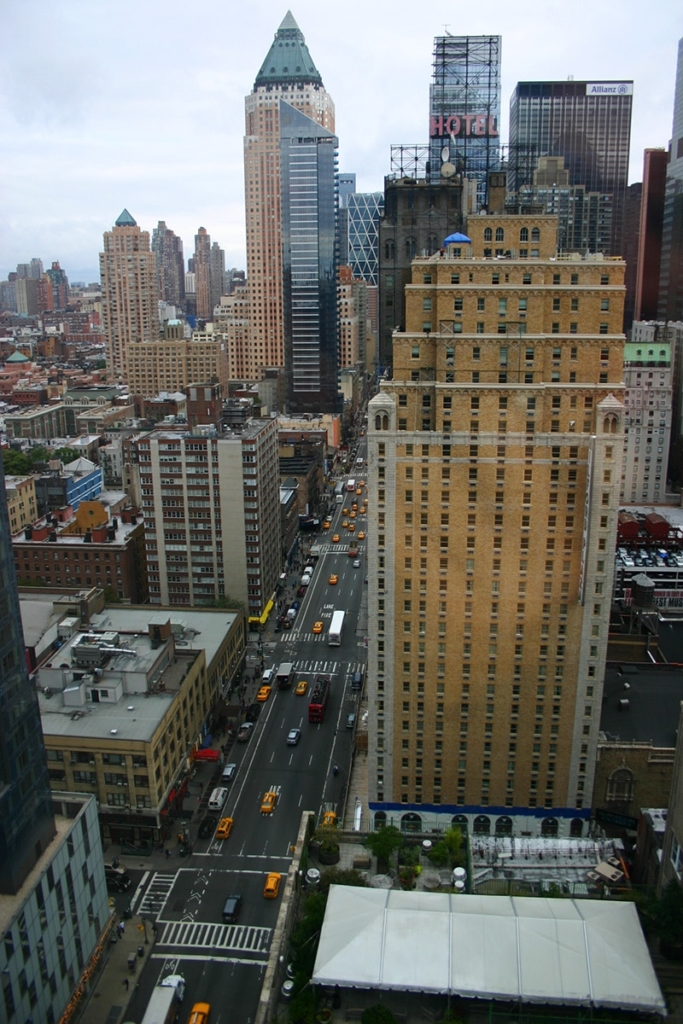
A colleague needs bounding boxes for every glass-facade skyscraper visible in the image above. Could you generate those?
[428,34,501,209]
[280,101,340,414]
[658,38,683,323]
[0,460,55,893]
[244,13,335,382]
[509,81,633,257]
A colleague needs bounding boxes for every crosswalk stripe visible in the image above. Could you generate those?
[156,920,272,954]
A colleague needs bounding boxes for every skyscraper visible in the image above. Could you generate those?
[509,80,633,257]
[194,226,212,319]
[0,459,55,893]
[634,150,667,323]
[280,100,339,413]
[100,209,159,377]
[366,218,625,834]
[152,220,186,308]
[244,12,335,381]
[428,34,501,209]
[658,38,683,324]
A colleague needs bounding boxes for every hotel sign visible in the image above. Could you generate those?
[430,115,499,138]
[585,83,633,96]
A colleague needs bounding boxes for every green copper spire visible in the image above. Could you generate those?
[254,11,323,90]
[115,209,137,227]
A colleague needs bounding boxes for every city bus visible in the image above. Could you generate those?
[308,674,331,722]
[328,609,345,646]
[334,481,345,503]
[346,478,356,492]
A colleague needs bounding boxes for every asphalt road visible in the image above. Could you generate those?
[123,459,368,1024]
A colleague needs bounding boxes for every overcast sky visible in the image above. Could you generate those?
[1,0,681,284]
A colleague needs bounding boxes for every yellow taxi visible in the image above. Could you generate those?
[328,574,339,585]
[261,791,278,814]
[343,507,350,515]
[322,810,338,828]
[351,501,358,510]
[356,488,363,495]
[296,678,309,694]
[256,685,271,702]
[348,523,356,532]
[322,520,330,529]
[359,480,365,488]
[342,519,349,528]
[312,623,324,635]
[187,1003,211,1024]
[360,506,366,515]
[332,534,340,543]
[358,531,366,540]
[263,872,282,899]
[349,510,357,519]
[216,817,233,840]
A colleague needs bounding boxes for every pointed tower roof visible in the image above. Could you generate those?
[254,11,323,90]
[115,209,137,228]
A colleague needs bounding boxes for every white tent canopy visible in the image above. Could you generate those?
[312,888,666,1015]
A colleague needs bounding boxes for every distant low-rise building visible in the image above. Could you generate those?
[4,474,38,534]
[12,501,147,602]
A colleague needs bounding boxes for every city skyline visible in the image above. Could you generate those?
[1,0,681,281]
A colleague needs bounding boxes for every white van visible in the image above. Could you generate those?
[262,668,275,685]
[208,787,228,811]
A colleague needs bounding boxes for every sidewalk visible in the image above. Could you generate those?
[77,912,156,1024]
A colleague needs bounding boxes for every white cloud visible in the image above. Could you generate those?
[0,0,681,279]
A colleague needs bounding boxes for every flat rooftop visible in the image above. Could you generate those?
[89,606,240,670]
[600,664,683,747]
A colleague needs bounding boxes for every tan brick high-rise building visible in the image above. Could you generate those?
[127,325,229,398]
[366,215,626,837]
[244,12,334,380]
[100,209,159,378]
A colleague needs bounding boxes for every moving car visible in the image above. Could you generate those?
[322,520,330,529]
[261,790,278,814]
[342,519,349,528]
[312,622,323,635]
[352,559,361,568]
[287,727,301,745]
[322,810,338,828]
[257,685,272,702]
[296,678,309,694]
[222,895,241,923]
[332,534,340,543]
[187,1002,211,1024]
[328,574,339,585]
[358,531,365,540]
[349,510,357,518]
[216,816,234,840]
[198,817,217,839]
[356,488,363,495]
[346,713,356,729]
[263,872,282,899]
[348,523,355,532]
[236,722,254,742]
[245,703,261,722]
[342,507,350,515]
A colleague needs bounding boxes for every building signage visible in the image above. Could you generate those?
[430,115,498,139]
[585,83,633,96]
[595,808,639,830]
[623,587,683,608]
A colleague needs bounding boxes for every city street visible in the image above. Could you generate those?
[122,454,368,1022]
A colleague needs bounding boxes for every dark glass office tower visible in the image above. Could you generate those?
[509,80,633,256]
[280,100,340,415]
[658,38,683,323]
[428,34,501,209]
[0,460,55,893]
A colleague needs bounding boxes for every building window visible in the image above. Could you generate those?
[484,227,492,241]
[606,767,634,803]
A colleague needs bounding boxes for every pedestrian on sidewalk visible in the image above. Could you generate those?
[123,978,129,991]
[165,848,170,860]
